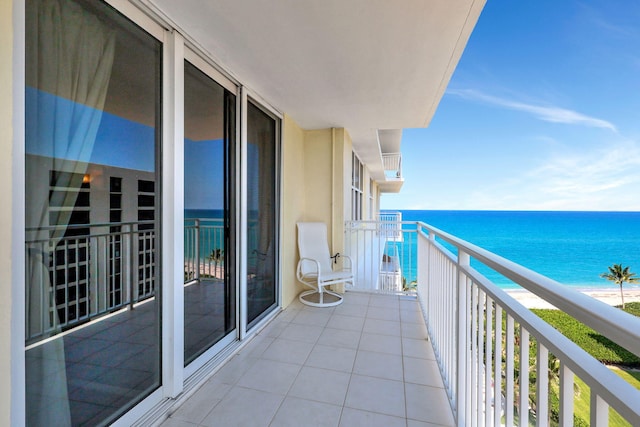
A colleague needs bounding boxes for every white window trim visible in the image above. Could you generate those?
[184,49,236,94]
[11,0,27,423]
[351,153,364,221]
[162,28,184,399]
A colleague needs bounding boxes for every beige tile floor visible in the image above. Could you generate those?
[160,292,454,427]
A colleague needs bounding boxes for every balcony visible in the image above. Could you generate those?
[344,217,640,426]
[157,218,640,426]
[27,218,640,425]
[159,292,453,426]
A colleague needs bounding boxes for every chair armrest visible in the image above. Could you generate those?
[297,257,322,280]
[331,254,352,272]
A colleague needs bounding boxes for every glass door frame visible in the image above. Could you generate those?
[18,0,170,425]
[182,48,240,379]
[239,90,283,338]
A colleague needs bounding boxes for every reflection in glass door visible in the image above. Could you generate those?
[24,0,162,424]
[183,61,236,365]
[246,101,278,327]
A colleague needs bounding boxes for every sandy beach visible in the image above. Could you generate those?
[185,261,225,280]
[506,287,640,309]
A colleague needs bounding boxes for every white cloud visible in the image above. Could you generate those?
[465,140,640,211]
[448,89,617,132]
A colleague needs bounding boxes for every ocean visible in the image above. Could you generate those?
[185,208,640,290]
[399,210,640,289]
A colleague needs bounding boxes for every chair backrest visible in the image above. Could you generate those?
[297,222,333,275]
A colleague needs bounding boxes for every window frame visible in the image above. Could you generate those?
[351,152,364,221]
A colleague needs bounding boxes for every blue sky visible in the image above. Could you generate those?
[382,0,640,211]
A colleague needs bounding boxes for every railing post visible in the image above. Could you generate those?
[195,218,201,283]
[537,344,549,427]
[91,233,101,317]
[457,250,470,427]
[519,328,530,425]
[128,223,136,311]
[559,361,574,426]
[426,230,435,316]
[590,393,608,426]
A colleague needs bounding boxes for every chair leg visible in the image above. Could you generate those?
[298,287,343,307]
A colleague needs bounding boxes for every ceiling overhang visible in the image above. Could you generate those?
[149,0,485,180]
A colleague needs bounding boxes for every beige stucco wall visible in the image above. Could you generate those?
[280,122,354,305]
[280,115,306,307]
[302,129,334,226]
[0,0,14,424]
[336,129,352,249]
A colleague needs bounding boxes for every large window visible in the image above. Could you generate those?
[352,153,364,220]
[246,101,279,327]
[183,60,236,365]
[25,0,162,424]
[369,178,375,219]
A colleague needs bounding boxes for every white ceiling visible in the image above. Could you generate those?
[149,0,485,180]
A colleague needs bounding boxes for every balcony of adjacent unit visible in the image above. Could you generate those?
[382,152,403,180]
[159,213,640,427]
[356,129,405,194]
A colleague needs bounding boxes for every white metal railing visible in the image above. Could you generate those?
[345,218,640,425]
[25,221,156,344]
[378,210,402,223]
[184,218,225,283]
[345,218,416,293]
[184,218,264,284]
[414,221,640,426]
[382,152,402,179]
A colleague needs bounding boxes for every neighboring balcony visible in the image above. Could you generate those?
[383,152,403,180]
[378,153,404,193]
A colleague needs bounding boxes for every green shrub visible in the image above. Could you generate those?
[618,301,640,316]
[531,308,640,366]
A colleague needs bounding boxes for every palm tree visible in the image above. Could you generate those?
[600,264,639,309]
[208,248,224,278]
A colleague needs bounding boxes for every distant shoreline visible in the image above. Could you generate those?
[506,287,640,309]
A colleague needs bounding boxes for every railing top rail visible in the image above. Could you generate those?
[26,220,155,232]
[416,220,640,358]
[347,220,414,225]
[27,219,223,235]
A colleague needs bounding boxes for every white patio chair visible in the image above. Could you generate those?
[296,222,353,307]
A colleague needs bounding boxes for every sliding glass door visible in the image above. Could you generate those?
[25,0,162,424]
[246,101,278,327]
[24,0,281,422]
[183,60,236,365]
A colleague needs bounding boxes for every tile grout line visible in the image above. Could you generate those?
[338,295,366,427]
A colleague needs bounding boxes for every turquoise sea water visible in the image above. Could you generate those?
[186,209,640,290]
[399,210,640,290]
